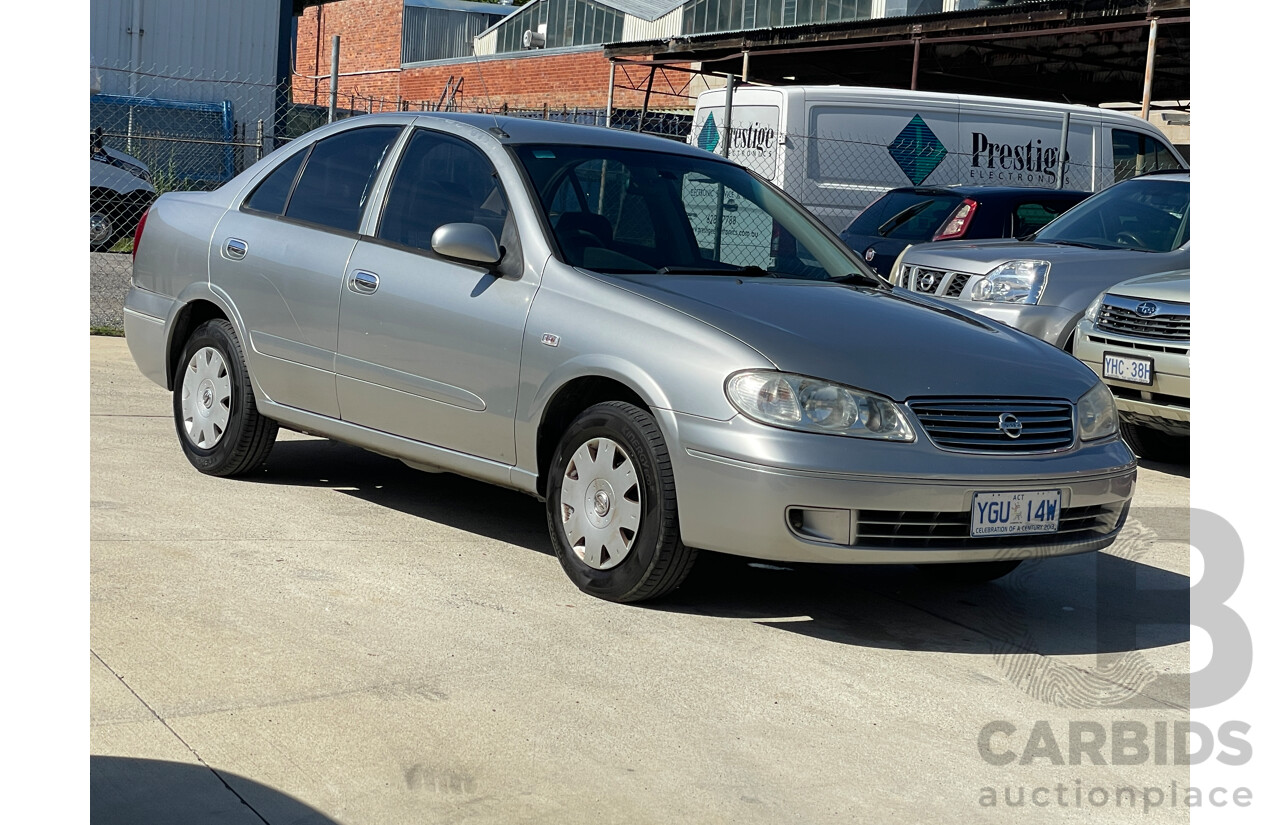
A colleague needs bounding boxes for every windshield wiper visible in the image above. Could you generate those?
[831,272,889,289]
[877,200,934,237]
[655,265,777,278]
[1035,239,1103,249]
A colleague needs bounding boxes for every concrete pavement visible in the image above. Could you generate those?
[90,335,1192,824]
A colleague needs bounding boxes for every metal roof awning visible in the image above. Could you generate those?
[603,0,1190,107]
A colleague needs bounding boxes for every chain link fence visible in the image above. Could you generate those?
[90,65,1179,333]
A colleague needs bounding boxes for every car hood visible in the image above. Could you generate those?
[604,274,1099,401]
[901,239,1180,273]
[1107,269,1190,303]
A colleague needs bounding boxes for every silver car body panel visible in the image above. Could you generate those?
[125,112,1137,566]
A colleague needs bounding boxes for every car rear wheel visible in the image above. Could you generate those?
[90,198,121,251]
[173,319,278,477]
[546,401,697,603]
[1120,421,1189,464]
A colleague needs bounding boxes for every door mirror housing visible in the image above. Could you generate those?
[431,223,502,266]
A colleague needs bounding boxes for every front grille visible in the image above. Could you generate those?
[906,266,972,298]
[855,503,1125,549]
[908,398,1075,452]
[1095,299,1190,341]
[1085,334,1189,355]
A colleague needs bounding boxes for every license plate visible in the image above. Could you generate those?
[971,490,1061,537]
[1103,352,1154,385]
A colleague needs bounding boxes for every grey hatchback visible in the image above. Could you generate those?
[124,113,1135,602]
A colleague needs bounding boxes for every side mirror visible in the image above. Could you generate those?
[431,223,502,266]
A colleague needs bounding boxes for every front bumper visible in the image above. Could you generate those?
[660,410,1136,565]
[1074,319,1190,435]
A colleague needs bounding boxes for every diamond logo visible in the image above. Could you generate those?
[697,112,720,152]
[888,114,947,185]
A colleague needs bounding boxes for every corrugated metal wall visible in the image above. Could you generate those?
[402,6,506,64]
[620,8,684,42]
[90,0,284,124]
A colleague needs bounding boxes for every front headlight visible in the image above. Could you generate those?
[1077,382,1118,441]
[726,371,915,441]
[1082,290,1107,323]
[969,260,1050,304]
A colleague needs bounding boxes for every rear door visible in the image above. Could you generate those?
[334,127,535,463]
[210,125,402,417]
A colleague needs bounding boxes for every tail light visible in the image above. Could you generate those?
[132,207,150,261]
[933,199,978,241]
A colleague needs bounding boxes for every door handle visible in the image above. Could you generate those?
[224,238,247,260]
[348,270,380,294]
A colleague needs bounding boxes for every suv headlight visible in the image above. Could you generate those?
[1082,290,1107,323]
[1077,382,1118,441]
[969,260,1049,304]
[726,371,915,441]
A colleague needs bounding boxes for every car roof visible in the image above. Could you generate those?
[318,111,726,162]
[881,185,1091,198]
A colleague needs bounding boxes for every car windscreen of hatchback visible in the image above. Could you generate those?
[513,144,881,284]
[1033,176,1189,252]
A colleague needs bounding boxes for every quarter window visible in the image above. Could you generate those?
[244,149,307,215]
[377,129,510,253]
[284,126,402,233]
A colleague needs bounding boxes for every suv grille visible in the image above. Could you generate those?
[905,266,973,298]
[908,398,1075,452]
[1095,297,1190,340]
[855,503,1124,548]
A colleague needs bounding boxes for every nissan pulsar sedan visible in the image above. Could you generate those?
[123,113,1136,603]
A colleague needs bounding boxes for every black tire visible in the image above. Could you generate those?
[173,319,278,477]
[916,560,1022,583]
[1120,421,1189,464]
[545,401,697,603]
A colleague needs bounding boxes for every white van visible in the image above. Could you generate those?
[688,85,1187,232]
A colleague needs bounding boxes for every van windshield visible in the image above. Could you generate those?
[1033,176,1190,252]
[512,143,880,283]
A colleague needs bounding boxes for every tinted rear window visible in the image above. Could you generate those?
[845,191,962,241]
[285,126,401,233]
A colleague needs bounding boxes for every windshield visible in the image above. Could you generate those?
[1033,177,1190,252]
[512,143,877,282]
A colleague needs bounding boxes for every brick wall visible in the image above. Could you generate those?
[292,1,688,113]
[294,0,404,107]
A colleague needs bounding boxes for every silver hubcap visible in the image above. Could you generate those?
[90,211,112,245]
[560,437,642,570]
[181,347,232,449]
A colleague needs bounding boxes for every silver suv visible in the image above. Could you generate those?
[1074,270,1189,462]
[892,172,1189,350]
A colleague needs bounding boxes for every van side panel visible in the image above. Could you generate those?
[957,108,1100,191]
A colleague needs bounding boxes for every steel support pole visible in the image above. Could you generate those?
[605,62,616,128]
[328,35,340,123]
[911,38,921,90]
[720,73,735,159]
[1056,112,1071,190]
[1141,18,1159,120]
[742,51,750,84]
[637,66,656,135]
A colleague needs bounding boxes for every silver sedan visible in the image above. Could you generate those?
[123,113,1135,602]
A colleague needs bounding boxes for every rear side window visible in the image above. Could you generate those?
[1012,200,1076,238]
[284,126,401,233]
[1112,129,1182,183]
[244,150,306,215]
[377,129,509,253]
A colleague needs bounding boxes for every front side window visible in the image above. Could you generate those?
[378,129,510,253]
[513,144,873,282]
[284,126,402,233]
[1112,129,1182,183]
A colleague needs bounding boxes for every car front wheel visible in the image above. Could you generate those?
[90,198,120,251]
[1120,421,1189,464]
[545,401,697,603]
[173,319,278,477]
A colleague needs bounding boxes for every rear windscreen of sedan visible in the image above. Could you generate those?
[844,191,964,241]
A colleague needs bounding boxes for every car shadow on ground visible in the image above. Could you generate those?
[1136,455,1190,478]
[247,438,1188,674]
[91,756,338,825]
